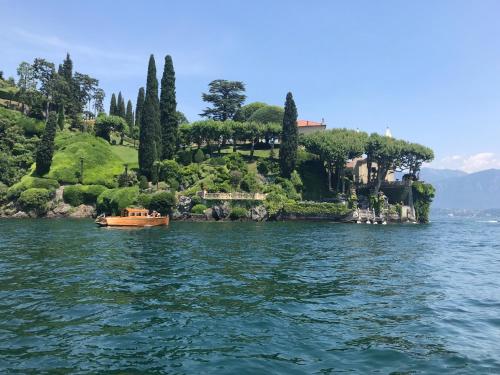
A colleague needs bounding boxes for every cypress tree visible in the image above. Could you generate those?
[35,111,58,175]
[139,55,160,180]
[135,87,145,129]
[117,91,126,118]
[159,55,178,159]
[61,53,73,83]
[109,93,117,115]
[57,104,65,131]
[279,92,298,178]
[125,100,134,128]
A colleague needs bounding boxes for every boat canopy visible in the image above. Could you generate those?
[122,208,149,217]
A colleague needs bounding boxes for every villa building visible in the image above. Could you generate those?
[297,119,326,135]
[346,158,396,185]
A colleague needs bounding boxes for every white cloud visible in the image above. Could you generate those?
[430,152,500,173]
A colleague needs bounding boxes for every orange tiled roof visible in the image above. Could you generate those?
[297,119,324,127]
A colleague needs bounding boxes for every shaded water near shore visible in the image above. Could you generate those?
[0,217,499,373]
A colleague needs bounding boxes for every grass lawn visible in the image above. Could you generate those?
[110,145,139,168]
[46,132,138,187]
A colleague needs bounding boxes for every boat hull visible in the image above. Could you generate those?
[97,216,169,227]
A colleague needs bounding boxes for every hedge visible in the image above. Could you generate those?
[63,184,108,206]
[96,186,139,215]
[191,204,207,214]
[282,201,350,216]
[18,188,51,214]
[7,176,60,200]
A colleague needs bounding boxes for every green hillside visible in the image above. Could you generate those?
[46,132,137,187]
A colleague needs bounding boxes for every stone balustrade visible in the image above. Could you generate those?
[198,191,267,201]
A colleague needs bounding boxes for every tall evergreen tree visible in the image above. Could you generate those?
[109,93,117,115]
[61,53,73,82]
[117,91,126,118]
[159,55,178,159]
[57,104,65,131]
[139,55,160,180]
[35,112,58,175]
[135,87,145,129]
[125,100,134,128]
[279,92,298,178]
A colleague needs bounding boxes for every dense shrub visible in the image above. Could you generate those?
[0,182,8,203]
[7,176,59,200]
[224,153,247,172]
[18,188,51,214]
[117,171,138,187]
[191,204,207,214]
[229,207,248,220]
[160,160,181,183]
[148,191,177,215]
[282,201,350,216]
[240,173,260,193]
[230,170,243,188]
[137,193,152,208]
[193,149,205,163]
[139,175,149,190]
[96,186,139,215]
[257,160,269,175]
[63,184,107,206]
[177,150,192,165]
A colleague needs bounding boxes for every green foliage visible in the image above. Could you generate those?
[229,206,248,220]
[139,55,160,179]
[240,172,260,193]
[34,111,57,176]
[18,188,51,214]
[109,93,116,115]
[96,186,139,215]
[7,175,59,200]
[0,107,45,136]
[201,79,246,121]
[0,182,7,203]
[125,100,134,128]
[279,92,298,178]
[264,191,292,216]
[283,201,350,217]
[234,102,267,122]
[230,170,243,187]
[148,191,176,215]
[47,132,136,187]
[160,55,178,159]
[117,92,126,118]
[135,87,145,129]
[137,193,152,208]
[160,159,181,183]
[94,114,128,142]
[290,170,303,192]
[191,203,207,214]
[138,175,149,190]
[248,105,284,124]
[63,184,107,206]
[412,182,435,223]
[177,149,192,165]
[193,148,205,163]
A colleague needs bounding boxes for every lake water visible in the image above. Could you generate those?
[0,217,499,374]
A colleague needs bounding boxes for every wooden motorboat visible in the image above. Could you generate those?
[95,208,169,227]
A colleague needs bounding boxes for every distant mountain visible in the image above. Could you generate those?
[424,168,500,209]
[419,168,468,184]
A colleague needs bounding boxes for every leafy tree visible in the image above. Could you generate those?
[109,93,117,116]
[279,92,298,178]
[366,133,407,194]
[234,102,267,122]
[32,58,56,118]
[60,53,73,83]
[160,55,178,159]
[200,79,246,121]
[94,114,127,143]
[249,105,284,124]
[139,55,160,180]
[16,61,36,113]
[93,88,105,115]
[73,72,98,119]
[35,111,57,175]
[263,122,281,155]
[193,148,205,163]
[176,111,188,124]
[402,142,434,179]
[125,99,134,130]
[302,129,367,192]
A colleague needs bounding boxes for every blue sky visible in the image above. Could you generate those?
[1,0,500,172]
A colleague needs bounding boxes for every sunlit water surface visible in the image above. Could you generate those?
[0,217,499,374]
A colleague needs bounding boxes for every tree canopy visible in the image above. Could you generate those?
[200,80,246,121]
